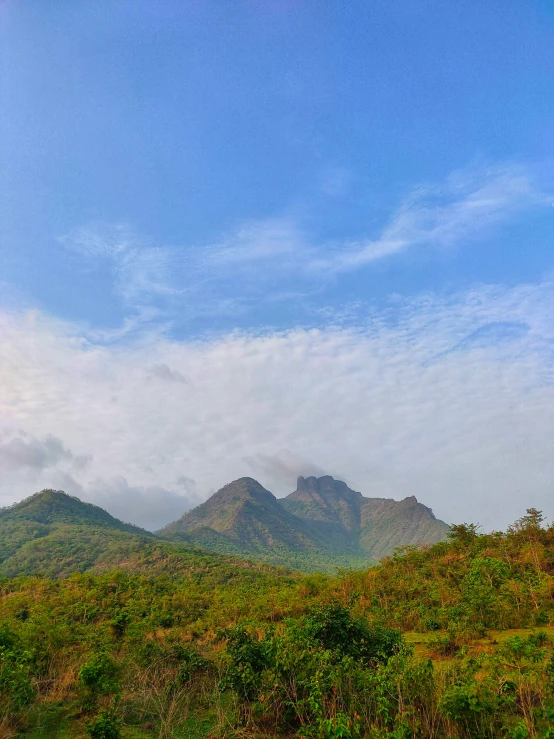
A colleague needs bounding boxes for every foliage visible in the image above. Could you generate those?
[0,508,552,736]
[79,651,121,708]
[302,604,402,664]
[85,702,121,739]
[0,624,35,713]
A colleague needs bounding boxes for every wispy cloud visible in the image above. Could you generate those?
[312,163,549,273]
[243,450,328,492]
[62,222,182,320]
[61,162,550,326]
[1,278,553,530]
[206,218,304,265]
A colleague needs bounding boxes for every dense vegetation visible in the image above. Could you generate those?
[1,508,553,738]
[0,490,298,580]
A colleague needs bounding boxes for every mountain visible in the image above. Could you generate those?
[160,477,318,549]
[1,477,449,578]
[159,475,450,570]
[0,489,146,533]
[156,477,362,570]
[283,475,450,560]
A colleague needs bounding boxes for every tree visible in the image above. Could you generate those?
[447,523,481,547]
[508,509,545,541]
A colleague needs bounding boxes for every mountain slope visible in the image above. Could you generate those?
[156,477,358,569]
[359,494,450,559]
[160,475,450,570]
[282,476,450,560]
[0,489,147,533]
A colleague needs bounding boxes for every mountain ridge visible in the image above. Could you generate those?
[0,489,149,535]
[0,476,450,576]
[157,477,342,570]
[158,474,450,568]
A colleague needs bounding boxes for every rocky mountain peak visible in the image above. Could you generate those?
[295,475,362,502]
[216,477,276,503]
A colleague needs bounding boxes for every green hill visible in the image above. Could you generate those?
[0,477,449,577]
[0,489,273,579]
[0,489,147,532]
[158,475,450,570]
[0,508,552,738]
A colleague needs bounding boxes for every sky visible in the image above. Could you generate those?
[1,0,554,531]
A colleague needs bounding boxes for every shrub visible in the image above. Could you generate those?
[79,652,121,710]
[303,604,403,664]
[0,624,35,710]
[219,626,269,703]
[109,611,130,638]
[85,704,121,739]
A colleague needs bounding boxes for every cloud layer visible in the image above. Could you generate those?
[61,162,550,327]
[1,278,553,530]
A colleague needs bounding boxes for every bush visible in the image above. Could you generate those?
[79,652,121,710]
[109,611,130,638]
[440,679,502,737]
[303,604,403,664]
[219,626,269,703]
[85,704,121,739]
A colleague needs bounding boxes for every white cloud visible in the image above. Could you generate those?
[312,163,549,273]
[148,364,189,384]
[79,476,198,532]
[1,279,553,530]
[0,432,72,473]
[61,163,550,324]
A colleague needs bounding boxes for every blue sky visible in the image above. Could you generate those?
[1,1,554,529]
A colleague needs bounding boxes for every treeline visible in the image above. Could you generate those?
[338,508,554,633]
[0,509,553,737]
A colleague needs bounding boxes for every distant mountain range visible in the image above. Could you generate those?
[158,475,449,569]
[0,475,449,576]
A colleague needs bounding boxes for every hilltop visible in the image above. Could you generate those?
[0,488,278,580]
[0,489,147,533]
[158,474,449,569]
[0,476,449,576]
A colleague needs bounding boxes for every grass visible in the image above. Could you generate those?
[19,692,223,739]
[405,624,554,660]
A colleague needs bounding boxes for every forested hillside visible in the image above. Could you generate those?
[0,508,553,738]
[0,490,292,580]
[1,478,449,577]
[159,475,449,570]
